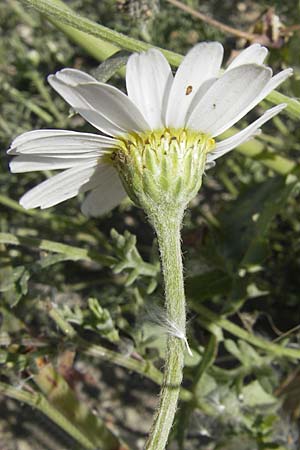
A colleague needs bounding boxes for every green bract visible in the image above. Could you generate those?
[114,129,214,217]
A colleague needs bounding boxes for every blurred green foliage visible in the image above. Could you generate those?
[1,0,300,449]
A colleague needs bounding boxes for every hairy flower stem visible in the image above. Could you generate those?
[115,130,211,448]
[145,213,186,450]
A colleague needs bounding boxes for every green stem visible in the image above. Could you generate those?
[0,381,96,449]
[21,0,182,66]
[267,90,300,119]
[48,0,120,62]
[145,216,186,450]
[193,303,300,360]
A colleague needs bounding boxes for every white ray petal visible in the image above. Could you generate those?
[185,77,217,122]
[10,155,100,172]
[211,69,292,140]
[48,75,149,136]
[48,76,126,136]
[81,167,126,217]
[207,104,286,163]
[75,82,150,132]
[78,162,118,193]
[187,64,272,137]
[227,44,268,70]
[55,68,97,84]
[253,68,293,105]
[19,160,98,209]
[126,49,173,129]
[8,130,116,155]
[213,68,292,139]
[165,42,224,128]
[205,161,216,170]
[10,130,82,148]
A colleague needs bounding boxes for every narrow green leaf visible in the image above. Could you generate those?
[0,381,97,449]
[21,0,182,65]
[34,361,125,449]
[224,129,297,176]
[45,0,120,61]
[92,50,130,82]
[0,232,115,266]
[267,90,300,119]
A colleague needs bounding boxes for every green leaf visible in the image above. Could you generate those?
[185,269,232,300]
[242,380,278,408]
[0,232,115,266]
[224,339,265,368]
[34,362,125,449]
[0,266,30,306]
[216,176,297,271]
[194,334,218,385]
[110,228,159,290]
[92,50,130,82]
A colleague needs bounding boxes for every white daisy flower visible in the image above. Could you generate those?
[8,42,292,217]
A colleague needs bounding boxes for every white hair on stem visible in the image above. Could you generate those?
[144,304,193,356]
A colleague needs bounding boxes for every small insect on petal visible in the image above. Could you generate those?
[185,85,193,96]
